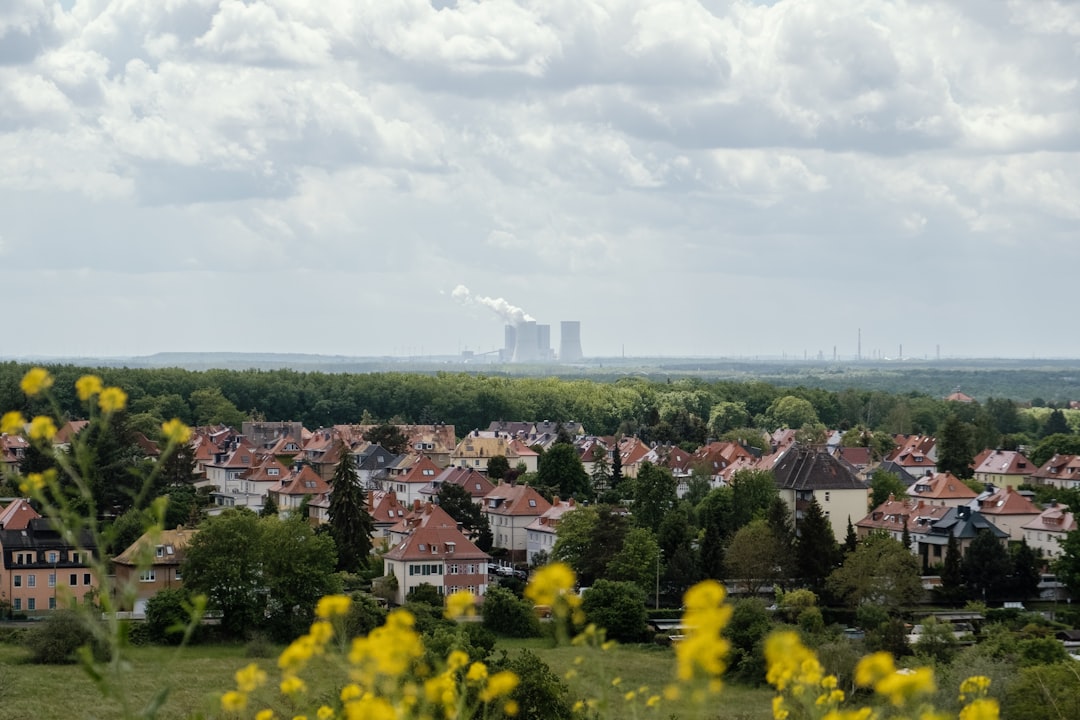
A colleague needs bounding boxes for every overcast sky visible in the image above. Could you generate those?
[2,0,1079,361]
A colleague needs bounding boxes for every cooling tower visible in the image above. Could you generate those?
[537,324,551,361]
[560,321,583,362]
[503,325,517,362]
[512,321,540,363]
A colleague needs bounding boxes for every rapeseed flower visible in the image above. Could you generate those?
[221,691,247,713]
[161,418,192,444]
[236,663,268,693]
[21,367,53,396]
[315,594,351,619]
[675,580,732,685]
[28,415,57,442]
[98,386,127,413]
[444,589,476,619]
[75,375,103,401]
[1,410,26,435]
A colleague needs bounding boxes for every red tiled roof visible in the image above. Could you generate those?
[483,483,551,517]
[0,498,41,530]
[1021,505,1077,533]
[977,486,1041,516]
[974,450,1033,476]
[909,472,978,501]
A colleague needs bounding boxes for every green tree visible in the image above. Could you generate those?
[869,469,908,509]
[260,494,279,518]
[490,649,572,720]
[1028,433,1080,467]
[962,530,1012,602]
[486,455,510,480]
[725,519,783,596]
[436,482,493,551]
[698,487,735,579]
[189,387,246,428]
[765,496,796,580]
[827,534,922,612]
[536,443,591,500]
[145,588,196,645]
[182,509,265,637]
[843,517,858,555]
[766,396,819,430]
[657,507,699,598]
[481,586,540,638]
[328,443,375,573]
[606,527,661,594]
[553,505,628,586]
[796,497,840,594]
[1054,529,1080,597]
[1000,664,1080,720]
[938,532,964,603]
[1008,539,1041,600]
[580,580,648,643]
[365,424,410,455]
[730,469,777,527]
[259,515,341,640]
[937,414,975,479]
[708,401,751,436]
[628,462,676,533]
[1040,409,1070,438]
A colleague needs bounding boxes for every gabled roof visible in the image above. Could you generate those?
[1031,453,1080,481]
[973,450,1033,476]
[422,466,495,499]
[857,497,952,534]
[908,472,978,501]
[54,420,90,445]
[274,465,329,497]
[945,391,976,403]
[922,507,1008,544]
[0,498,41,531]
[241,456,290,483]
[483,483,552,517]
[617,437,652,466]
[113,527,198,566]
[772,445,869,491]
[525,497,577,533]
[1021,505,1077,534]
[976,486,1041,516]
[384,503,489,561]
[369,491,410,525]
[398,455,442,484]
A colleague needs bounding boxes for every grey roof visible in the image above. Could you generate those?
[878,460,919,485]
[772,445,869,491]
[920,507,1008,545]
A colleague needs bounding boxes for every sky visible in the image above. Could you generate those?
[2,0,1079,361]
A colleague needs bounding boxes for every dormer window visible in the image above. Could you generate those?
[431,545,438,554]
[446,542,455,554]
[529,499,537,507]
[156,545,165,558]
[268,468,279,476]
[418,544,426,551]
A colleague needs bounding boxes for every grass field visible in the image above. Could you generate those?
[0,638,774,720]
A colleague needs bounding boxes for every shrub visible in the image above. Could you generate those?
[343,592,387,639]
[482,586,540,638]
[581,580,648,643]
[145,588,194,645]
[406,583,443,607]
[24,610,108,664]
[244,634,275,659]
[490,649,572,720]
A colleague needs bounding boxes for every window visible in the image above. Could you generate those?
[48,573,56,588]
[27,575,35,588]
[47,551,59,563]
[268,468,279,476]
[139,570,156,582]
[824,492,830,502]
[27,598,35,611]
[13,575,21,588]
[529,499,536,507]
[448,564,459,575]
[49,597,56,610]
[12,599,20,611]
[156,545,165,558]
[70,573,77,586]
[83,573,91,585]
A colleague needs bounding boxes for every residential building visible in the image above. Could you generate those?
[266,464,330,521]
[856,497,952,548]
[885,435,938,478]
[973,486,1041,542]
[482,483,552,561]
[771,445,870,541]
[525,497,577,564]
[0,518,97,616]
[1022,504,1077,558]
[973,449,1033,489]
[418,466,495,505]
[382,503,490,605]
[907,472,978,508]
[0,498,40,531]
[112,527,197,615]
[917,506,1008,571]
[381,455,443,506]
[1029,454,1080,491]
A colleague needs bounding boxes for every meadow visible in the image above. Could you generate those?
[0,637,774,720]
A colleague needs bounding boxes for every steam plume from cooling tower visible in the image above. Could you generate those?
[452,285,535,325]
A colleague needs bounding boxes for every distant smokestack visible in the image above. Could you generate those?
[560,321,583,362]
[452,285,534,325]
[504,325,517,362]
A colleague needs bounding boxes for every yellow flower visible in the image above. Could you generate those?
[340,684,362,702]
[98,386,127,413]
[647,695,661,708]
[676,580,732,683]
[480,671,520,701]
[875,667,936,706]
[255,711,275,720]
[235,663,268,693]
[854,652,896,687]
[161,418,192,444]
[221,691,247,713]
[279,634,318,673]
[624,691,636,701]
[316,594,352,619]
[309,620,334,646]
[959,675,992,702]
[444,589,476,619]
[19,472,47,496]
[1,410,26,435]
[28,416,57,442]
[21,368,53,396]
[959,699,999,720]
[467,662,489,683]
[447,649,470,672]
[75,375,103,401]
[280,674,307,696]
[317,707,335,720]
[765,632,823,692]
[525,562,577,607]
[504,700,519,716]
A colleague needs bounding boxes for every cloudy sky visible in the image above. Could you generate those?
[2,0,1079,361]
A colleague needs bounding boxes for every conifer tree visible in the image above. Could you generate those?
[796,497,839,594]
[940,532,964,604]
[843,516,858,555]
[328,443,375,573]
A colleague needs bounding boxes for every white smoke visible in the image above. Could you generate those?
[452,284,535,325]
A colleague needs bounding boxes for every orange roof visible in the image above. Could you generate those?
[369,491,410,525]
[857,497,951,533]
[1021,505,1077,533]
[977,486,1041,516]
[909,472,978,501]
[274,465,329,497]
[483,483,551,517]
[384,502,489,561]
[1030,453,1080,482]
[399,455,442,484]
[974,450,1033,476]
[0,498,41,530]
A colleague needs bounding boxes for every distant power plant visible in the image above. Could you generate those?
[453,285,583,363]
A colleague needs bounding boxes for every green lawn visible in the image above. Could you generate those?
[0,638,774,720]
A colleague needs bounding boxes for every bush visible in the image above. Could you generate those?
[482,586,540,638]
[24,611,108,664]
[581,580,648,643]
[343,593,387,639]
[244,634,275,659]
[145,588,195,645]
[406,583,443,607]
[490,649,572,720]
